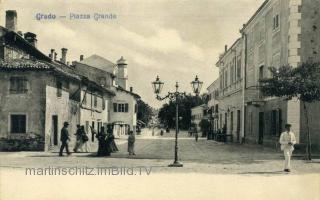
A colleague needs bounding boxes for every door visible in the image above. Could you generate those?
[52,115,58,146]
[91,121,95,142]
[237,110,241,142]
[258,112,264,144]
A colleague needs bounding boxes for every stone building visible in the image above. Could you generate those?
[191,104,207,132]
[74,55,140,137]
[216,38,245,143]
[206,79,220,133]
[0,10,115,151]
[210,0,320,150]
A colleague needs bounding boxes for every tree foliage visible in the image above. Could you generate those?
[158,94,205,130]
[260,62,320,160]
[260,62,320,102]
[137,99,154,125]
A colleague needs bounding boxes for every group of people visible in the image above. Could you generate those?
[59,121,136,157]
[95,124,119,157]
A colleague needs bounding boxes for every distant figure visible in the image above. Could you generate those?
[128,131,136,156]
[107,124,119,152]
[96,126,110,157]
[80,125,89,152]
[279,124,296,172]
[59,122,71,156]
[73,124,82,153]
[194,130,199,142]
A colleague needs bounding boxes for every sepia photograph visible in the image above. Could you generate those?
[0,0,319,199]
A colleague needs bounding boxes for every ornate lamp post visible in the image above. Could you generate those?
[152,75,203,167]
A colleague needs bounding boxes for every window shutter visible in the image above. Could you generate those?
[125,103,129,112]
[113,103,117,112]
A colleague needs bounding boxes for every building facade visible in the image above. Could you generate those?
[210,0,320,150]
[216,38,245,143]
[191,104,207,132]
[206,79,220,133]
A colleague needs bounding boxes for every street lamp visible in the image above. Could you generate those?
[152,75,203,167]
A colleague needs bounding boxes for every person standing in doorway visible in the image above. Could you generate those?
[279,124,296,172]
[59,121,71,156]
[128,131,136,156]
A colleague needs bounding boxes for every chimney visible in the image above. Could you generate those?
[225,45,228,53]
[5,10,17,32]
[130,87,133,92]
[49,49,55,60]
[24,32,37,47]
[54,52,57,61]
[60,48,68,64]
[80,55,84,61]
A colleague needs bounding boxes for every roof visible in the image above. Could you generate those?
[240,0,270,32]
[1,27,51,62]
[116,86,141,99]
[215,37,242,66]
[0,59,52,70]
[80,54,116,74]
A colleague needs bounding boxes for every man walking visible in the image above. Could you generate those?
[279,124,296,172]
[59,121,71,156]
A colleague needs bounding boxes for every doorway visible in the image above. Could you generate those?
[237,110,241,142]
[258,112,264,144]
[52,115,58,146]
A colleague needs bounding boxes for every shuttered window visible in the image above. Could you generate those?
[10,77,28,94]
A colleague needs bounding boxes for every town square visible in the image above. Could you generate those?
[0,0,320,199]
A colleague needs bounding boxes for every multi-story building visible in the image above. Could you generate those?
[191,104,207,132]
[74,55,140,137]
[211,0,320,150]
[0,10,116,151]
[216,38,245,143]
[206,79,220,133]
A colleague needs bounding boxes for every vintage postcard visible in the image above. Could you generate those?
[0,0,319,199]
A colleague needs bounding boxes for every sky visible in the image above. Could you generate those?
[0,0,264,108]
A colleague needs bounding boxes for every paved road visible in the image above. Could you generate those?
[0,129,319,174]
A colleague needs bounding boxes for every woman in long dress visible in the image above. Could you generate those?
[96,126,110,156]
[107,124,119,152]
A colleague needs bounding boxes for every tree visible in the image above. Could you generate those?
[260,62,320,160]
[158,94,204,130]
[137,99,154,126]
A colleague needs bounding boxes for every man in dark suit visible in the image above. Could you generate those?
[59,121,71,156]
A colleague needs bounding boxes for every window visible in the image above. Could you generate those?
[10,77,28,94]
[102,99,105,110]
[297,34,301,41]
[298,5,302,13]
[259,65,264,80]
[94,95,97,107]
[57,81,62,97]
[10,114,26,133]
[113,103,118,112]
[114,103,129,113]
[273,14,279,30]
[135,104,138,113]
[298,19,301,27]
[297,48,301,56]
[237,58,241,80]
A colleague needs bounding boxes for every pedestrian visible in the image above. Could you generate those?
[96,126,110,157]
[73,124,82,153]
[107,124,118,152]
[59,121,71,156]
[195,130,199,142]
[279,123,296,172]
[128,131,136,156]
[80,125,89,152]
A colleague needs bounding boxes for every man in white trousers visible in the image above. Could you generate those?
[279,124,296,172]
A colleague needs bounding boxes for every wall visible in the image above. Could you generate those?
[0,71,47,147]
[110,89,137,136]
